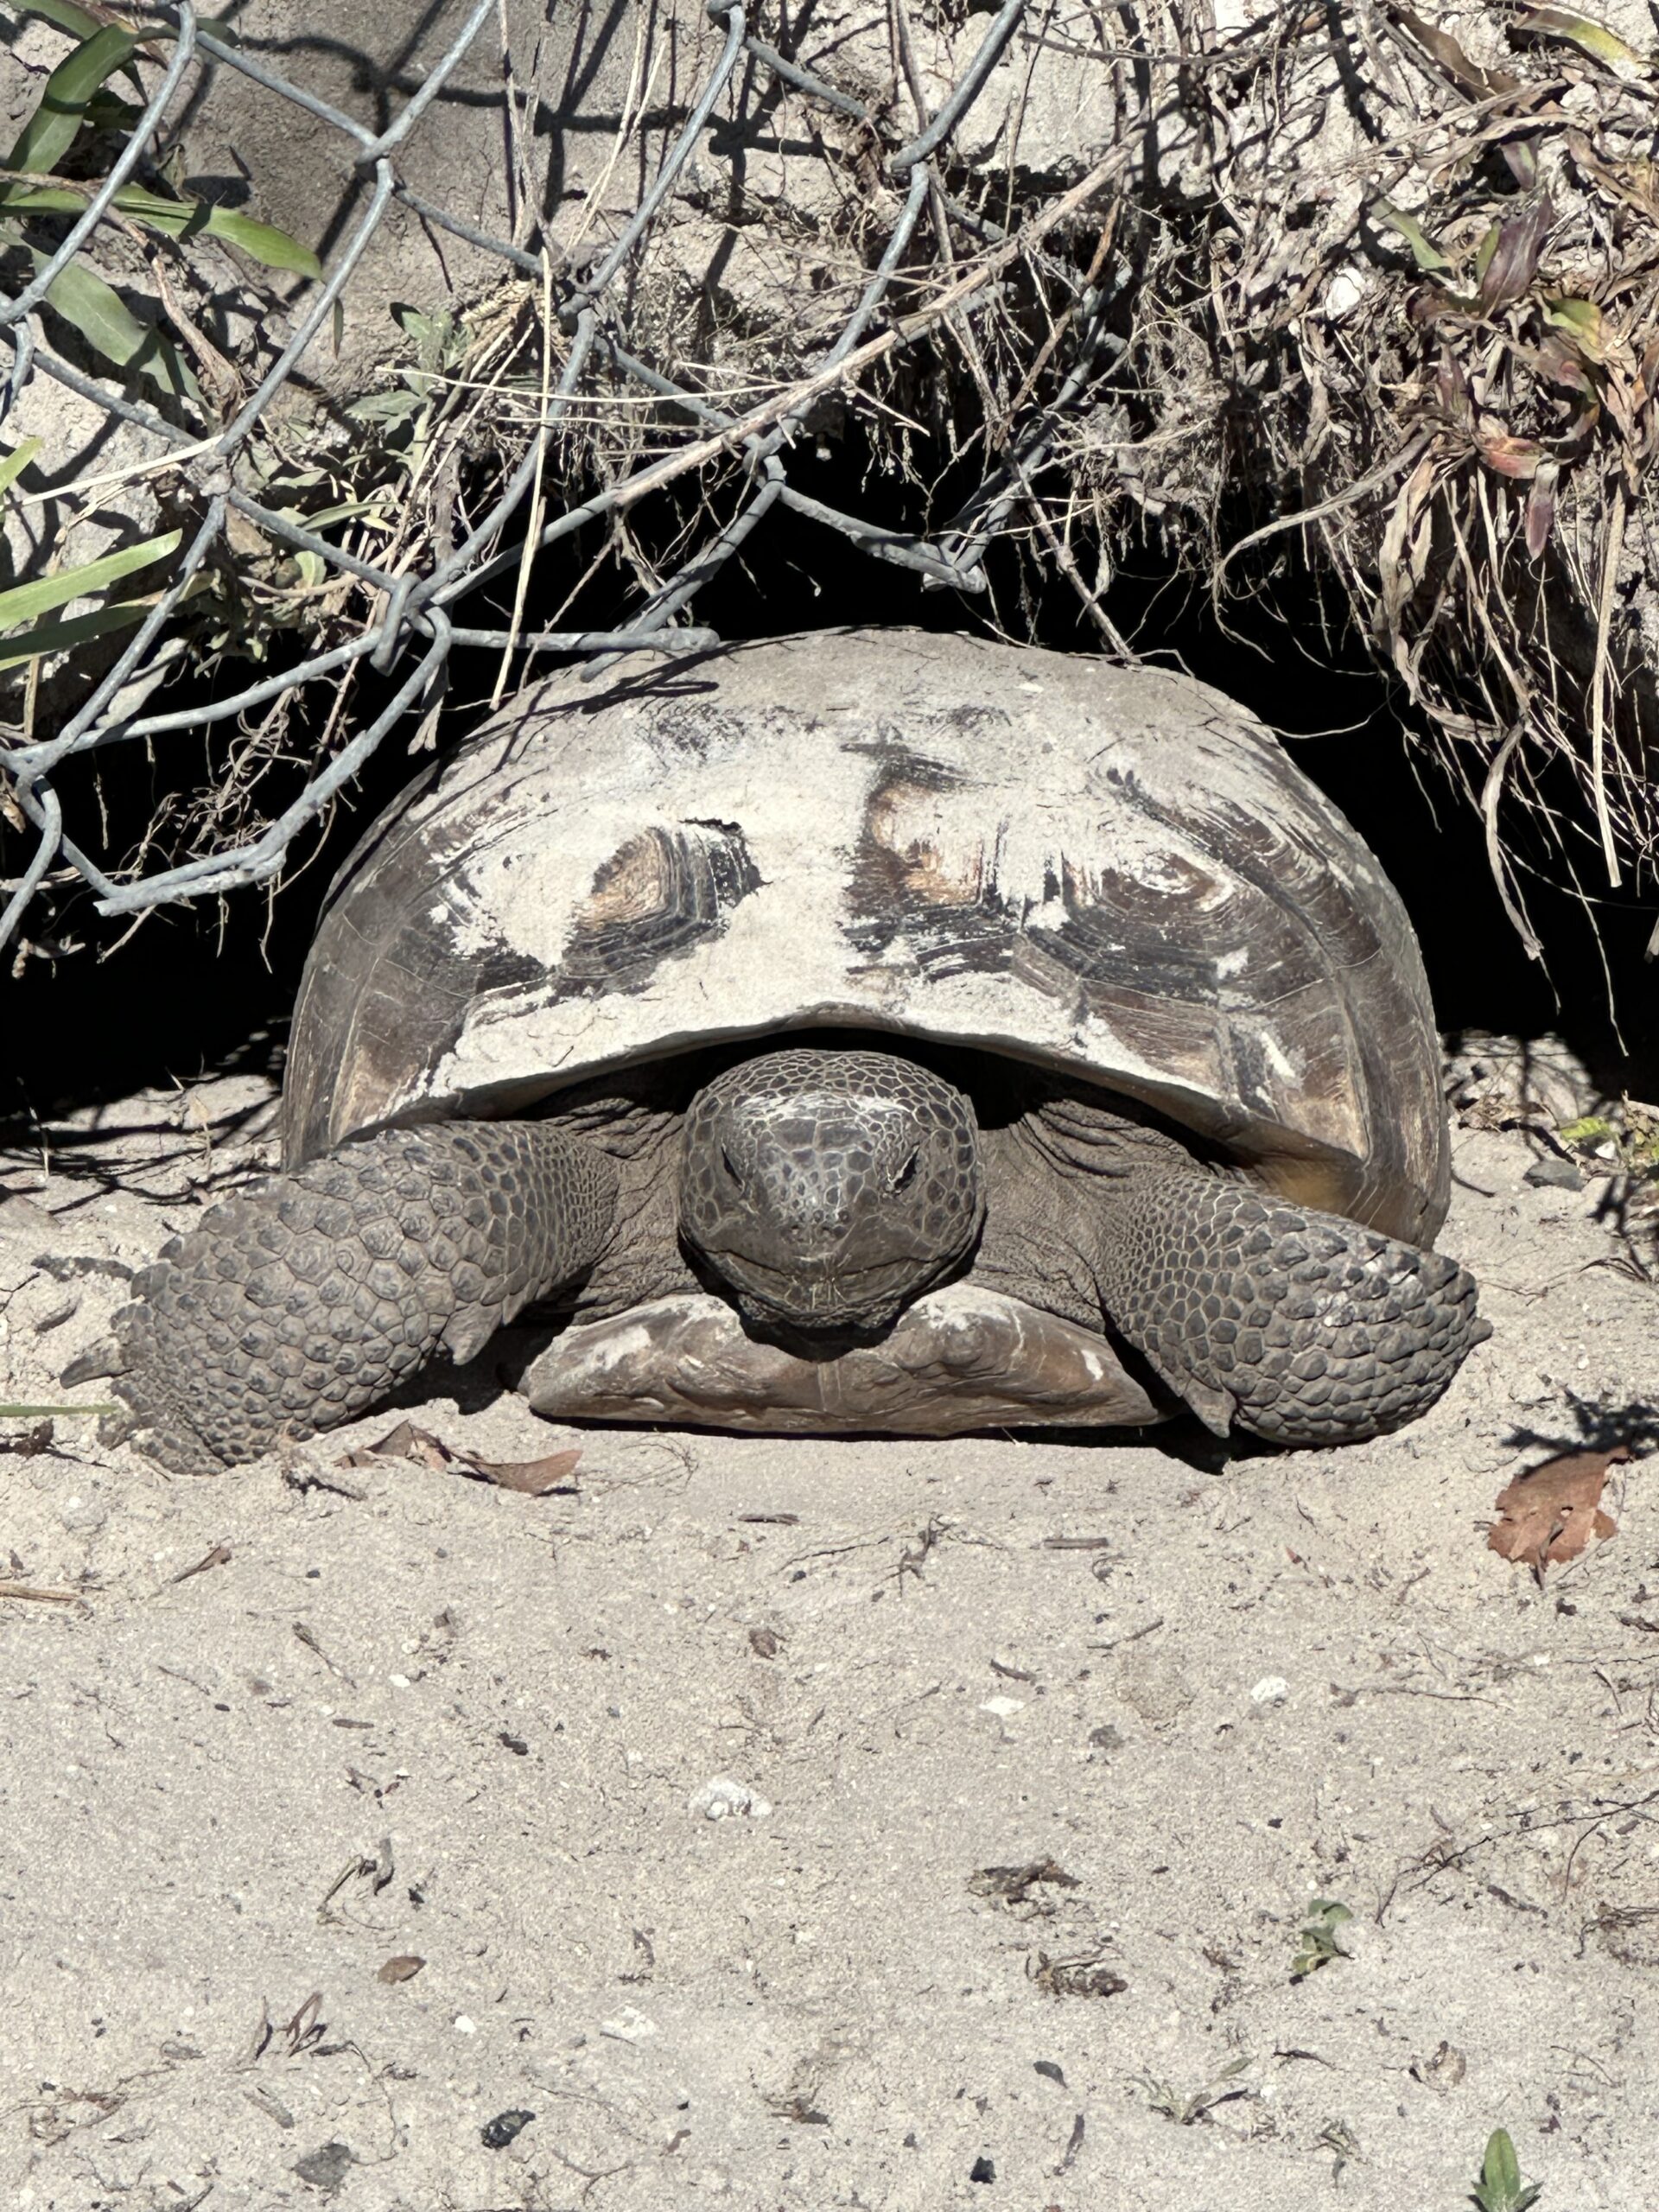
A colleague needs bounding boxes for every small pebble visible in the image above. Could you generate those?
[601,2005,658,2043]
[1523,1156,1581,1192]
[1250,1675,1290,1706]
[480,2108,534,2151]
[290,2141,354,2190]
[689,1775,771,1821]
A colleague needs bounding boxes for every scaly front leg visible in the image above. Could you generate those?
[66,1122,618,1472]
[1090,1165,1490,1445]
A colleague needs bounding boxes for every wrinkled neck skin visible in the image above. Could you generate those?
[969,1077,1196,1328]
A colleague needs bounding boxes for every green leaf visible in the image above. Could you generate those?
[347,388,424,425]
[1372,197,1453,274]
[1559,1114,1616,1145]
[1545,294,1611,362]
[4,21,141,178]
[13,1,111,40]
[1517,6,1650,77]
[0,598,156,673]
[0,182,322,278]
[200,204,321,277]
[0,435,42,499]
[0,525,181,631]
[25,246,201,404]
[1484,2131,1522,2196]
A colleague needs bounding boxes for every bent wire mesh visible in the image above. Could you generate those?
[0,0,1127,952]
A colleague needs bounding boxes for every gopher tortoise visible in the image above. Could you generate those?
[73,629,1488,1471]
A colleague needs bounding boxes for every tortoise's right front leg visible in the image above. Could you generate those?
[65,1122,619,1473]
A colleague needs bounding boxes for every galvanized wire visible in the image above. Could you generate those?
[0,0,1118,949]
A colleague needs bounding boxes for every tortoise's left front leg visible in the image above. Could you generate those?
[1089,1164,1490,1446]
[65,1122,618,1472]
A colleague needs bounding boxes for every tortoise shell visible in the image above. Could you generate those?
[284,628,1449,1243]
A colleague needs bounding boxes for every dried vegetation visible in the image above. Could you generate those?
[1,0,1657,960]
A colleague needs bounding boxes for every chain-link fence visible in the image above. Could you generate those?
[5,0,1656,976]
[0,0,1136,957]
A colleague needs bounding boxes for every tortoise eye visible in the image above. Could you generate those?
[721,1147,742,1185]
[892,1148,920,1192]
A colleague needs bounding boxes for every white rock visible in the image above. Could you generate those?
[1250,1675,1290,1706]
[601,2005,659,2043]
[1320,266,1368,321]
[689,1775,772,1821]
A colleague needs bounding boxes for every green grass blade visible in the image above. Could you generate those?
[0,182,321,278]
[1518,5,1650,76]
[0,434,42,499]
[2,1401,117,1416]
[0,598,156,672]
[200,204,321,277]
[27,247,202,405]
[0,526,181,630]
[5,21,142,178]
[1372,196,1453,274]
[13,1,110,38]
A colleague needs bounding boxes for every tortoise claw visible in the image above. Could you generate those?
[61,1338,123,1386]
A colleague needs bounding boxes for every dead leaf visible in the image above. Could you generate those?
[377,1955,425,1984]
[1391,0,1520,93]
[461,1446,582,1496]
[1475,196,1554,315]
[1525,460,1560,556]
[337,1422,580,1495]
[1487,1444,1630,1576]
[1476,416,1546,478]
[337,1421,457,1472]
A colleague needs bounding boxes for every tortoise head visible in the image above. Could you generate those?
[678,1046,983,1336]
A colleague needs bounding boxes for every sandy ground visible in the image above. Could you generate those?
[1,1053,1656,2212]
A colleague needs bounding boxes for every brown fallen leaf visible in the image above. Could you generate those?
[462,1446,582,1496]
[337,1421,457,1472]
[1487,1445,1630,1579]
[337,1422,580,1495]
[377,1955,425,1984]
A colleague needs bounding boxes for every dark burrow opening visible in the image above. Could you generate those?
[5,432,1656,1130]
